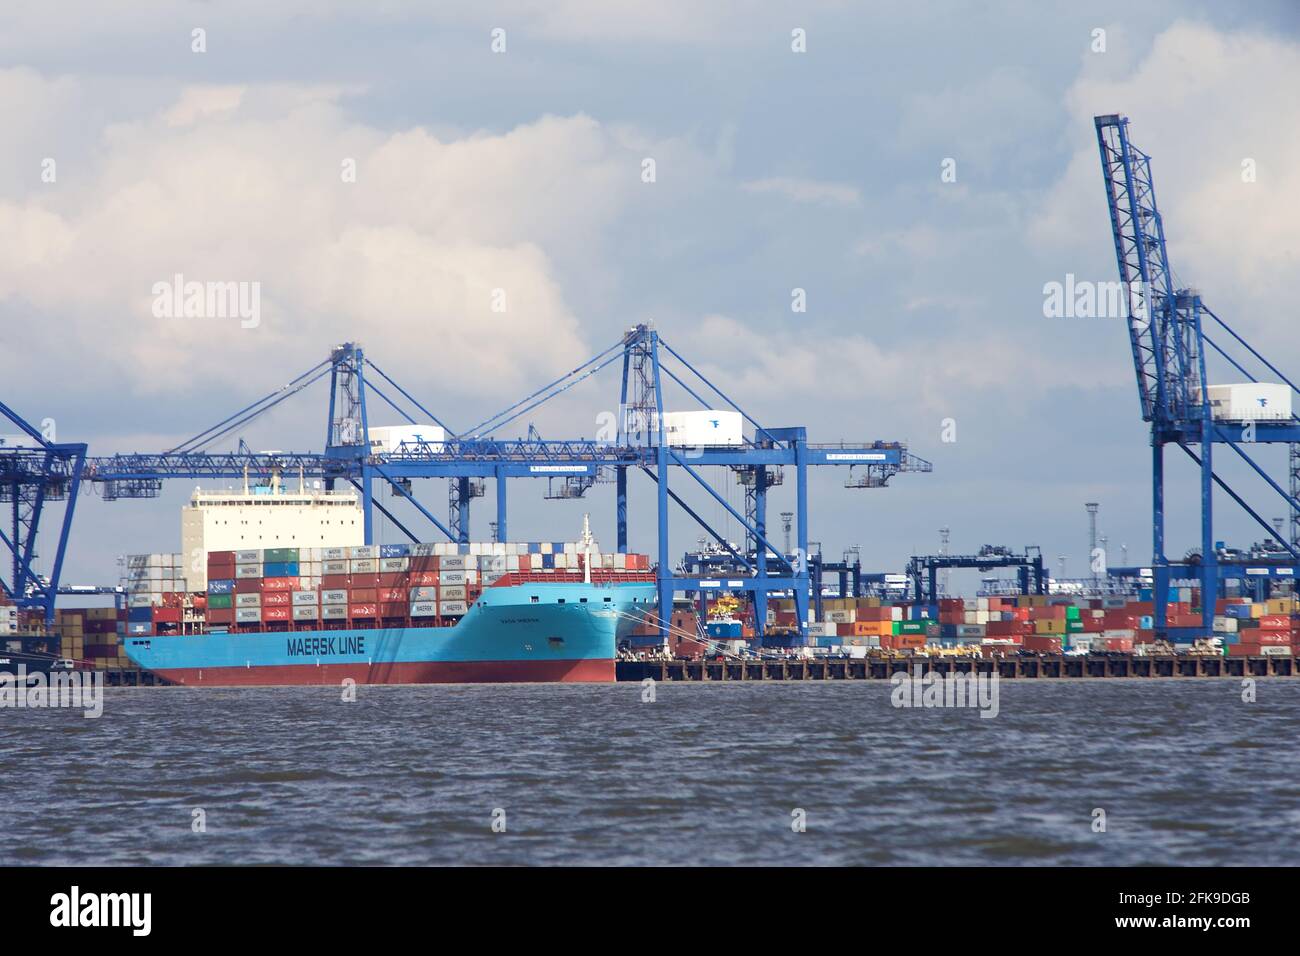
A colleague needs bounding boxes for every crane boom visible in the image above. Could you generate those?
[1095,114,1204,427]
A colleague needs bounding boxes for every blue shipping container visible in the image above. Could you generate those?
[208,579,235,594]
[380,544,410,558]
[263,561,300,577]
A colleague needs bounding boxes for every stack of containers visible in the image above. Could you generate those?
[53,607,129,666]
[0,591,17,637]
[194,542,652,633]
[1229,595,1295,657]
[123,553,189,636]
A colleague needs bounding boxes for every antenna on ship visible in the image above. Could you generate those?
[580,513,595,585]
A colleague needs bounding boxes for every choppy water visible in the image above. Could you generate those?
[2,679,1298,865]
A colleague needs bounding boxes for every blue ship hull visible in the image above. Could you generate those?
[124,580,657,686]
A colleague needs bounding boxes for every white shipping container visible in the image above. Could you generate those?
[660,410,744,447]
[292,606,319,621]
[292,590,318,606]
[439,585,467,601]
[439,555,468,571]
[322,604,348,620]
[236,593,261,608]
[322,547,347,561]
[236,563,263,578]
[235,608,260,623]
[410,601,438,617]
[350,559,378,574]
[322,589,348,605]
[348,545,379,560]
[439,570,467,585]
[235,550,261,563]
[439,601,468,616]
[379,557,409,573]
[1204,383,1293,421]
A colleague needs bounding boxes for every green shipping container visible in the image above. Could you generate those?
[1067,619,1085,633]
[1065,606,1080,620]
[207,593,233,609]
[894,620,935,635]
[263,548,300,563]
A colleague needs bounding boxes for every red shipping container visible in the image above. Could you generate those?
[350,574,380,589]
[1258,615,1290,629]
[408,557,437,572]
[1023,635,1062,653]
[207,608,234,625]
[262,591,291,606]
[1258,631,1290,645]
[409,571,439,586]
[377,587,406,602]
[351,587,378,602]
[1104,637,1134,652]
[152,607,181,623]
[379,601,407,617]
[208,550,236,563]
[349,603,377,618]
[378,572,408,588]
[262,606,291,622]
[1228,643,1261,657]
[262,577,295,591]
[235,578,263,594]
[518,555,532,571]
[322,574,350,589]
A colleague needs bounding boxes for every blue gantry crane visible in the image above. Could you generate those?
[1095,114,1300,637]
[0,401,88,625]
[84,325,931,642]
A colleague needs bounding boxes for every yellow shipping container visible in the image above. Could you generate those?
[1034,619,1066,634]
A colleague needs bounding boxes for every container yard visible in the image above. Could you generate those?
[5,306,1300,683]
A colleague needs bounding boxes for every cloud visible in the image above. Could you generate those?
[0,76,656,398]
[1033,21,1300,348]
[741,177,861,207]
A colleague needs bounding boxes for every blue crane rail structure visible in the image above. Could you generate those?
[81,325,931,641]
[1095,114,1300,637]
[0,400,88,625]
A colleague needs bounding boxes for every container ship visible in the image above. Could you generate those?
[115,485,658,685]
[124,571,658,686]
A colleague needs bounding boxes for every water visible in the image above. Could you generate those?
[3,679,1298,865]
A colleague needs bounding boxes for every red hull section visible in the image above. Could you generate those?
[152,658,614,687]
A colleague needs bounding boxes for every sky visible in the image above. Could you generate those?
[3,1,1300,592]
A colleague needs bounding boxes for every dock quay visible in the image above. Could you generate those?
[616,654,1298,681]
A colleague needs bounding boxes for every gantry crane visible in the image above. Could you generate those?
[0,401,87,625]
[83,326,931,643]
[1095,114,1300,637]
